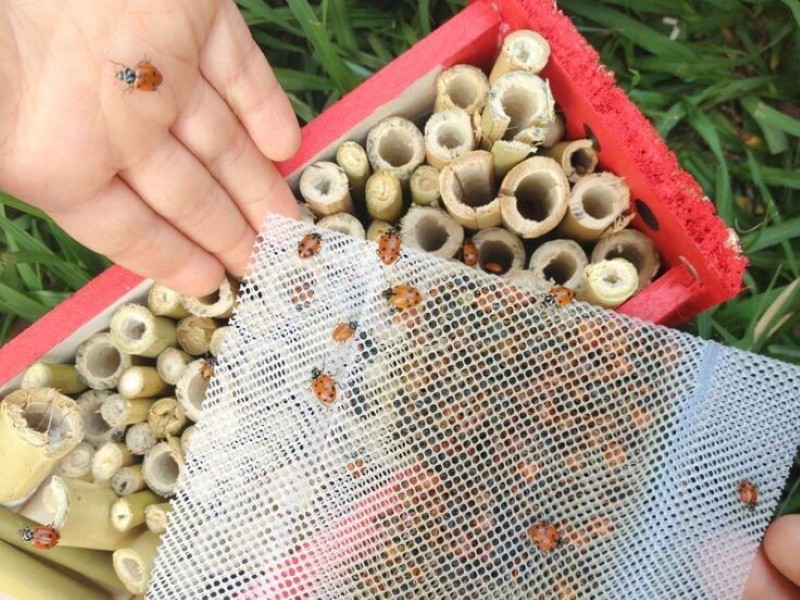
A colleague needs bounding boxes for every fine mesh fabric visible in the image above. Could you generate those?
[149,215,800,599]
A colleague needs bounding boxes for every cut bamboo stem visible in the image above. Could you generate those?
[591,229,660,291]
[147,283,189,319]
[156,347,192,386]
[111,490,162,532]
[55,442,95,479]
[435,64,490,115]
[112,464,146,497]
[142,439,184,497]
[148,397,187,438]
[365,170,404,223]
[101,394,155,427]
[489,29,551,83]
[92,442,135,482]
[75,332,132,390]
[424,109,475,170]
[76,390,125,447]
[472,227,526,275]
[336,140,371,198]
[0,389,83,504]
[125,422,157,456]
[556,173,631,242]
[528,239,588,292]
[144,503,172,534]
[481,72,555,148]
[577,258,639,308]
[175,360,211,422]
[209,326,229,357]
[113,529,162,595]
[20,363,88,395]
[176,315,218,356]
[399,206,464,259]
[491,140,534,179]
[180,425,196,455]
[410,165,441,206]
[110,303,177,358]
[366,220,394,243]
[543,139,598,182]
[299,161,354,216]
[317,212,367,240]
[117,366,169,400]
[499,156,569,238]
[366,116,425,183]
[180,276,239,319]
[439,150,500,229]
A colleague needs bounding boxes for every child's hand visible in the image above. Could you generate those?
[0,0,300,295]
[744,515,800,599]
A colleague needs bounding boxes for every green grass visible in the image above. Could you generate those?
[0,0,797,512]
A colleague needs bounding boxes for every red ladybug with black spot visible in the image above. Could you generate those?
[738,480,758,509]
[114,59,163,92]
[377,229,402,265]
[460,239,479,267]
[383,284,422,312]
[311,368,337,407]
[333,321,357,342]
[527,521,560,552]
[19,524,60,550]
[545,285,575,307]
[297,233,322,259]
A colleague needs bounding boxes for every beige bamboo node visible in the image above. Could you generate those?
[156,347,192,386]
[365,170,404,223]
[125,422,157,456]
[527,239,588,292]
[489,29,551,83]
[75,332,133,390]
[117,366,169,400]
[142,438,184,497]
[176,315,218,356]
[317,212,367,240]
[424,109,476,170]
[480,72,555,148]
[498,156,569,238]
[472,227,526,275]
[399,206,465,260]
[299,161,354,216]
[336,140,371,197]
[148,397,188,438]
[113,529,162,595]
[410,165,442,206]
[176,359,211,422]
[543,139,599,182]
[366,220,395,243]
[557,172,631,242]
[439,150,500,229]
[147,283,189,319]
[209,325,229,357]
[577,258,639,309]
[20,363,87,395]
[366,116,425,183]
[180,276,239,319]
[434,64,490,115]
[110,303,177,358]
[76,390,125,447]
[591,229,660,291]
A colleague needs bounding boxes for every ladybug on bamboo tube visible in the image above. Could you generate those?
[113,59,163,92]
[19,524,60,550]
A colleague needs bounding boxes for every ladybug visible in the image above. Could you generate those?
[200,358,216,380]
[333,321,357,342]
[460,239,479,267]
[483,262,505,275]
[377,229,402,265]
[19,524,60,550]
[738,480,758,509]
[114,59,163,92]
[297,233,322,259]
[383,284,422,312]
[311,368,337,407]
[527,521,560,552]
[544,285,576,307]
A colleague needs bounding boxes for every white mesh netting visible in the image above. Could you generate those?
[148,214,800,598]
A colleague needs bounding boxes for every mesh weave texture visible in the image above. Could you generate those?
[148,215,800,599]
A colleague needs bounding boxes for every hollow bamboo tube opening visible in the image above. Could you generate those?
[435,64,490,115]
[336,140,371,196]
[176,315,218,356]
[410,165,441,206]
[481,72,554,148]
[142,440,184,497]
[472,227,526,275]
[180,276,239,319]
[75,332,132,390]
[176,360,210,422]
[489,29,551,83]
[156,347,192,386]
[366,117,425,183]
[318,212,367,240]
[55,442,95,479]
[112,464,146,497]
[299,161,354,216]
[528,240,588,292]
[76,390,125,447]
[440,150,500,229]
[591,229,660,291]
[400,206,465,259]
[543,139,598,182]
[577,258,639,308]
[147,283,189,319]
[424,109,475,170]
[20,363,88,395]
[113,529,162,595]
[557,173,631,242]
[110,304,177,358]
[499,156,569,238]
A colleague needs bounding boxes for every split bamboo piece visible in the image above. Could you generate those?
[111,490,162,532]
[491,140,533,179]
[180,276,239,319]
[144,502,172,534]
[365,170,404,223]
[117,366,169,400]
[142,438,184,497]
[76,390,125,447]
[209,325,229,357]
[336,140,371,198]
[527,239,588,292]
[148,397,188,438]
[55,442,95,479]
[542,114,566,148]
[543,139,598,182]
[125,422,157,455]
[434,64,490,115]
[498,156,569,238]
[147,283,189,319]
[101,394,155,427]
[20,363,87,395]
[156,347,192,386]
[112,464,146,496]
[366,220,394,243]
[318,212,367,240]
[299,161,354,216]
[92,441,135,482]
[489,29,551,83]
[180,425,196,454]
[591,229,661,291]
[410,165,441,206]
[176,315,218,356]
[110,303,177,358]
[557,173,631,242]
[399,206,464,259]
[176,359,210,422]
[0,388,83,504]
[439,150,500,229]
[75,332,132,390]
[577,258,639,309]
[424,109,475,170]
[481,72,555,148]
[366,116,425,183]
[113,529,162,595]
[472,227,526,275]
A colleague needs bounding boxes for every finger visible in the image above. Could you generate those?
[170,78,299,228]
[51,178,225,296]
[743,547,800,600]
[200,0,300,162]
[764,514,800,588]
[120,133,257,278]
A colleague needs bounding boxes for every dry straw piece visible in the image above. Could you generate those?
[528,239,589,292]
[144,502,172,534]
[592,229,661,291]
[439,150,500,229]
[498,156,569,238]
[101,394,155,427]
[112,464,147,496]
[365,170,404,224]
[577,258,639,308]
[156,347,192,386]
[117,366,169,400]
[142,438,184,497]
[557,172,631,242]
[110,303,177,358]
[544,138,599,182]
[111,490,163,533]
[180,276,239,319]
[148,397,188,438]
[399,206,465,260]
[76,390,125,447]
[366,116,426,183]
[336,140,371,198]
[113,529,162,595]
[147,283,189,319]
[409,165,442,206]
[299,161,354,216]
[481,71,555,148]
[125,422,157,455]
[434,64,490,115]
[424,109,475,170]
[472,227,526,274]
[318,212,368,240]
[176,315,218,356]
[92,441,135,482]
[489,29,551,83]
[75,332,133,390]
[20,363,87,395]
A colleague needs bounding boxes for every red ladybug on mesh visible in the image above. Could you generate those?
[460,239,479,267]
[19,524,60,550]
[738,480,758,509]
[332,321,357,342]
[377,229,402,265]
[297,233,322,258]
[383,284,422,312]
[527,521,560,552]
[311,368,337,407]
[114,59,163,92]
[544,285,575,307]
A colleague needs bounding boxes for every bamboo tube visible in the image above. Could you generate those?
[424,109,475,170]
[298,202,316,224]
[75,332,133,390]
[125,422,157,455]
[148,397,187,438]
[366,220,394,243]
[556,173,631,242]
[55,442,95,479]
[111,490,162,532]
[209,325,229,357]
[472,227,526,275]
[528,240,588,292]
[543,139,598,182]
[101,394,155,427]
[180,425,196,454]
[498,156,569,239]
[180,276,239,319]
[299,161,354,216]
[176,315,217,356]
[76,390,125,447]
[435,64,490,115]
[110,303,177,358]
[399,206,464,259]
[365,170,404,223]
[142,439,184,497]
[156,347,192,386]
[410,165,441,206]
[542,113,566,148]
[0,389,83,504]
[113,529,162,595]
[147,283,189,319]
[577,258,639,308]
[336,140,371,197]
[20,363,88,395]
[175,360,210,422]
[591,229,660,291]
[92,442,135,482]
[117,366,169,400]
[317,212,367,240]
[491,140,533,179]
[439,150,500,229]
[489,29,551,83]
[366,116,425,183]
[480,72,555,148]
[112,464,146,496]
[144,503,172,534]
